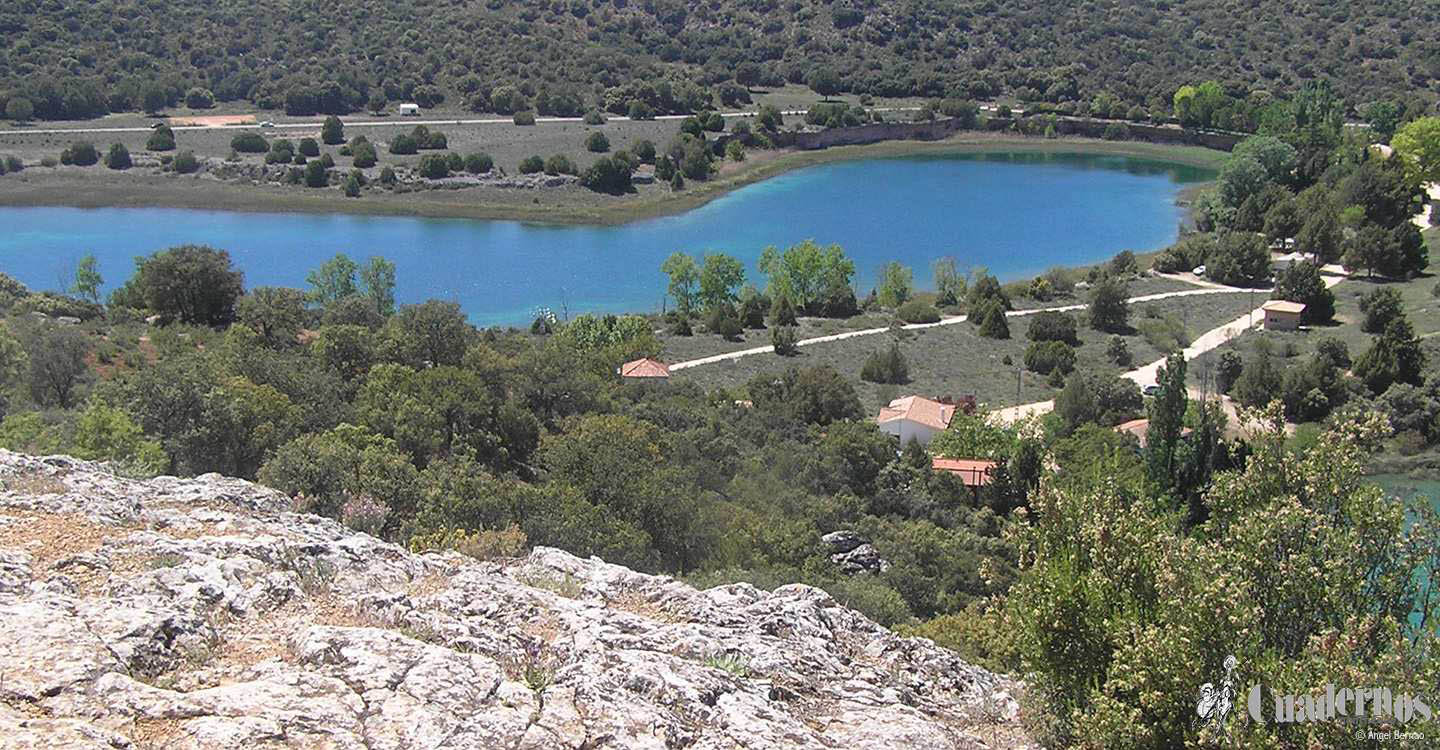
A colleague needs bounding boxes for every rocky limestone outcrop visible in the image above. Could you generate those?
[821,530,890,575]
[0,450,1027,749]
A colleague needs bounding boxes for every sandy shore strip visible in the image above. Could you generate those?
[0,136,1226,227]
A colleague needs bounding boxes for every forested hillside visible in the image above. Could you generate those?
[1,0,1437,121]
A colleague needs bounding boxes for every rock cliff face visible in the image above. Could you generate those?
[0,450,1027,749]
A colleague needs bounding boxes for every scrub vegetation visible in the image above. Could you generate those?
[1,3,1440,748]
[0,0,1435,122]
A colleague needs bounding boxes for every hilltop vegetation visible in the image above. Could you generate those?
[1,0,1437,121]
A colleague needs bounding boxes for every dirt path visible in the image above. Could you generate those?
[0,107,923,137]
[669,284,1252,372]
[1413,182,1439,230]
[991,273,1347,423]
[1152,271,1236,291]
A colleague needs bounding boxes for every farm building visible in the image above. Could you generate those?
[1260,300,1306,331]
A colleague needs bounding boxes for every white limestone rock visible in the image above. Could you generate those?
[0,449,1029,749]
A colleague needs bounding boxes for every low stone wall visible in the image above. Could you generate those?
[1010,116,1244,151]
[773,118,971,150]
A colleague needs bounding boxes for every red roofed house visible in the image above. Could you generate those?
[617,358,670,379]
[876,395,956,447]
[932,457,998,487]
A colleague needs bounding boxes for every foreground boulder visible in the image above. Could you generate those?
[0,450,1027,749]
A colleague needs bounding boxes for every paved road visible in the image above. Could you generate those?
[991,273,1348,423]
[668,284,1250,372]
[0,106,927,137]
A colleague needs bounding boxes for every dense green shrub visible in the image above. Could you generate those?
[417,153,450,179]
[513,111,536,126]
[860,342,909,384]
[388,134,418,155]
[304,160,329,187]
[1136,313,1188,354]
[321,115,344,145]
[172,151,199,174]
[230,132,268,153]
[770,325,799,355]
[1025,310,1078,344]
[184,87,214,109]
[585,132,610,152]
[1087,277,1130,332]
[518,155,544,174]
[705,302,743,340]
[1106,335,1131,366]
[123,244,244,325]
[1271,261,1334,323]
[265,139,295,164]
[633,140,657,164]
[976,301,1010,339]
[351,141,378,168]
[895,299,940,324]
[1359,287,1404,333]
[146,124,175,151]
[104,143,132,169]
[410,126,446,150]
[464,152,494,174]
[579,156,632,193]
[62,141,99,166]
[1023,340,1076,375]
[544,154,575,176]
[1206,231,1271,286]
[13,292,103,320]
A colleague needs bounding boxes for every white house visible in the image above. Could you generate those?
[398,103,420,116]
[875,396,956,447]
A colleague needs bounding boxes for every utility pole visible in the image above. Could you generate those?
[1016,362,1023,405]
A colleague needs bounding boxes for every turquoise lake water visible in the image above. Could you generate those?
[0,151,1209,326]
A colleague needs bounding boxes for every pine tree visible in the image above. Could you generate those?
[977,301,1010,339]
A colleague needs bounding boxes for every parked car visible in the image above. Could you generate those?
[1142,384,1162,397]
[1192,265,1206,276]
[259,121,275,128]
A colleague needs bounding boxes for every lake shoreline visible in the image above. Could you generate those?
[0,135,1224,227]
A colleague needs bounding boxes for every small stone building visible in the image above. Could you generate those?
[1260,300,1306,331]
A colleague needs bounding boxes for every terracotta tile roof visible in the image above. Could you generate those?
[1114,418,1191,448]
[875,396,956,431]
[618,358,670,378]
[1261,300,1307,315]
[932,458,998,487]
[1114,418,1151,438]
